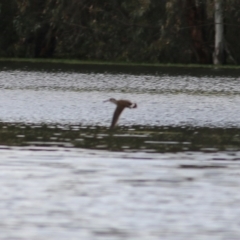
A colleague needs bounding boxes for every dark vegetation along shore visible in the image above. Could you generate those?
[1,0,239,65]
[2,58,240,70]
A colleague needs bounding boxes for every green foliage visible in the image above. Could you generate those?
[0,0,18,56]
[1,0,240,64]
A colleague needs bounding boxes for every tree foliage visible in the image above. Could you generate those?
[1,0,240,64]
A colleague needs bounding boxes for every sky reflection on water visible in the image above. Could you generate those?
[1,146,240,240]
[1,65,240,127]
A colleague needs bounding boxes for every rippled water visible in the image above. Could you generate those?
[1,63,240,127]
[1,62,240,239]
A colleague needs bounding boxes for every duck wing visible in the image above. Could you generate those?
[110,106,125,128]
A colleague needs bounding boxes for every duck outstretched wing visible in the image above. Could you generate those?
[110,106,124,128]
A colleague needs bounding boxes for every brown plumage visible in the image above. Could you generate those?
[104,98,137,128]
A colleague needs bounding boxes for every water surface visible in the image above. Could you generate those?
[0,62,240,239]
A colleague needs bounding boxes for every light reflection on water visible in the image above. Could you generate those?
[1,146,240,239]
[1,62,240,239]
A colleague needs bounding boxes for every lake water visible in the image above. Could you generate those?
[0,62,240,239]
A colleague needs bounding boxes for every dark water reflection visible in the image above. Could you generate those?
[2,60,240,77]
[1,122,240,153]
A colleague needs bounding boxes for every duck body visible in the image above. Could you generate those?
[104,98,137,128]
